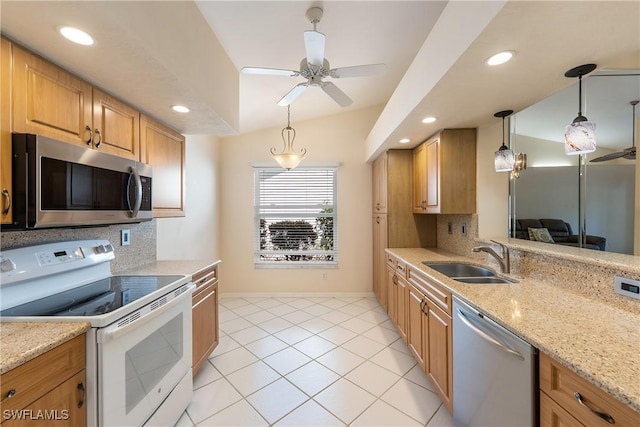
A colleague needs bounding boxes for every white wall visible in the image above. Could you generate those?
[156,134,221,260]
[219,106,382,295]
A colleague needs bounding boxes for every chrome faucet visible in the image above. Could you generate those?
[472,241,510,274]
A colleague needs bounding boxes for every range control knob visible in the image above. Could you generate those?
[1,258,17,273]
[94,244,114,254]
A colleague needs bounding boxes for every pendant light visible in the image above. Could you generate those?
[494,110,515,172]
[271,105,307,170]
[564,64,597,155]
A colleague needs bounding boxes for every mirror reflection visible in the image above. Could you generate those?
[510,71,640,255]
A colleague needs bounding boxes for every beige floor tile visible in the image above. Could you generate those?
[316,346,365,375]
[186,378,243,424]
[313,378,376,424]
[263,346,312,375]
[196,399,268,427]
[351,400,422,426]
[243,335,288,359]
[345,360,401,397]
[275,399,345,426]
[381,378,442,424]
[285,360,340,396]
[293,335,337,359]
[245,378,308,424]
[225,361,280,396]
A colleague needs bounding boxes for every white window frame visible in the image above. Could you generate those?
[253,165,338,268]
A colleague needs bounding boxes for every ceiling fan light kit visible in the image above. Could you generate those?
[564,63,597,155]
[241,7,387,107]
[271,105,306,170]
[590,100,638,162]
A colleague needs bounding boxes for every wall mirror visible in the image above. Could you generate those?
[509,71,640,255]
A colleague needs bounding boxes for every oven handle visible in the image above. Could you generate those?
[97,283,194,344]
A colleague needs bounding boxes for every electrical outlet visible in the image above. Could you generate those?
[121,229,131,246]
[461,223,467,237]
[614,276,640,300]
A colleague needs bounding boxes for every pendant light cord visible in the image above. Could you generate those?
[578,74,583,117]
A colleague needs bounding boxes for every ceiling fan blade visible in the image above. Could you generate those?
[277,83,309,106]
[330,63,387,78]
[590,150,628,162]
[321,82,353,107]
[304,30,325,67]
[241,66,298,77]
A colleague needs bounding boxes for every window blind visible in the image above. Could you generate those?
[254,167,337,266]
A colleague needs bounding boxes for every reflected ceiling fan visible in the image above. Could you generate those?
[591,100,638,162]
[241,7,387,107]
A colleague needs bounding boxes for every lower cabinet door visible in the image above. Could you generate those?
[192,282,219,376]
[407,286,425,370]
[425,300,452,412]
[540,392,585,427]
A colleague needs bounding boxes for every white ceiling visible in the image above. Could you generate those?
[1,1,639,156]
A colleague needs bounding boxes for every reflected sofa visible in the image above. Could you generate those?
[515,218,606,251]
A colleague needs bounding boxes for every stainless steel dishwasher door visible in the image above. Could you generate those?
[452,297,537,427]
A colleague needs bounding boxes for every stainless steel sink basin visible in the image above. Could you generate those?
[422,262,495,278]
[454,277,513,284]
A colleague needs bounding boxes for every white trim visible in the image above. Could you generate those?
[220,292,376,299]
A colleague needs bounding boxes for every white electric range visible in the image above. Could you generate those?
[0,240,194,427]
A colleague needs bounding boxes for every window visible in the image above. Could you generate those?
[254,167,337,267]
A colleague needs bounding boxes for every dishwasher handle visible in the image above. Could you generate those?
[455,307,525,361]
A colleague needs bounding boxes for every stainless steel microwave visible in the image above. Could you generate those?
[9,133,153,229]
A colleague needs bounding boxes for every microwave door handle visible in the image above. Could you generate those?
[127,166,143,218]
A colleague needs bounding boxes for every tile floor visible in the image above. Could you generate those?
[175,296,457,426]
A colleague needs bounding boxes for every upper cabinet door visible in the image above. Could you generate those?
[92,88,140,160]
[425,137,440,213]
[12,45,93,147]
[140,114,185,218]
[372,152,388,213]
[1,38,13,225]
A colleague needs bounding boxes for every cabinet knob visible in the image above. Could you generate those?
[1,258,17,273]
[376,202,380,211]
[376,216,380,224]
[1,188,10,216]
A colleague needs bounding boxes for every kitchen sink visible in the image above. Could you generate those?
[422,262,495,278]
[422,262,514,284]
[454,277,513,284]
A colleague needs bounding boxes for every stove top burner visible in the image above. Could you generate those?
[0,275,185,317]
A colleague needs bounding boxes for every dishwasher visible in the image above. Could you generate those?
[452,297,537,427]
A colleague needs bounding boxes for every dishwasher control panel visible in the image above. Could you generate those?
[614,275,640,300]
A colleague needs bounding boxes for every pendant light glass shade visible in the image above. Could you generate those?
[494,110,515,172]
[271,105,306,170]
[564,64,597,155]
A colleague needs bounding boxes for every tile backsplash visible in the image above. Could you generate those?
[1,220,156,273]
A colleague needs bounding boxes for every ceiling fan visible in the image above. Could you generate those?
[591,100,638,162]
[241,7,387,107]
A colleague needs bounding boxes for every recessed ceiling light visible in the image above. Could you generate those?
[58,26,94,46]
[399,138,411,144]
[486,51,514,66]
[171,105,190,113]
[422,117,437,124]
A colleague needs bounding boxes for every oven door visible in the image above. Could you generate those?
[96,284,194,427]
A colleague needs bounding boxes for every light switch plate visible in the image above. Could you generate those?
[614,275,640,300]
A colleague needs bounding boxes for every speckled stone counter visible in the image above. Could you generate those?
[117,259,221,278]
[0,322,90,374]
[387,247,640,414]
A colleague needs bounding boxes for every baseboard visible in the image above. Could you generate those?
[220,291,376,299]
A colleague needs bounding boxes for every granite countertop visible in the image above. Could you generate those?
[387,247,640,414]
[116,259,221,277]
[0,322,90,374]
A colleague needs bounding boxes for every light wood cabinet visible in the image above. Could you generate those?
[192,264,219,376]
[386,257,408,343]
[140,114,186,218]
[372,153,387,213]
[0,335,86,426]
[11,44,140,160]
[413,129,477,214]
[540,352,640,427]
[373,213,388,309]
[406,264,453,412]
[371,150,436,310]
[1,38,13,225]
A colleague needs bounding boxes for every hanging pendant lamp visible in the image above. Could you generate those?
[271,105,307,170]
[494,110,515,172]
[564,63,597,155]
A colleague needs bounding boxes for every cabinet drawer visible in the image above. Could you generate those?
[395,259,407,277]
[386,253,397,269]
[540,353,640,426]
[0,334,85,414]
[192,265,218,289]
[406,265,452,315]
[540,391,584,427]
